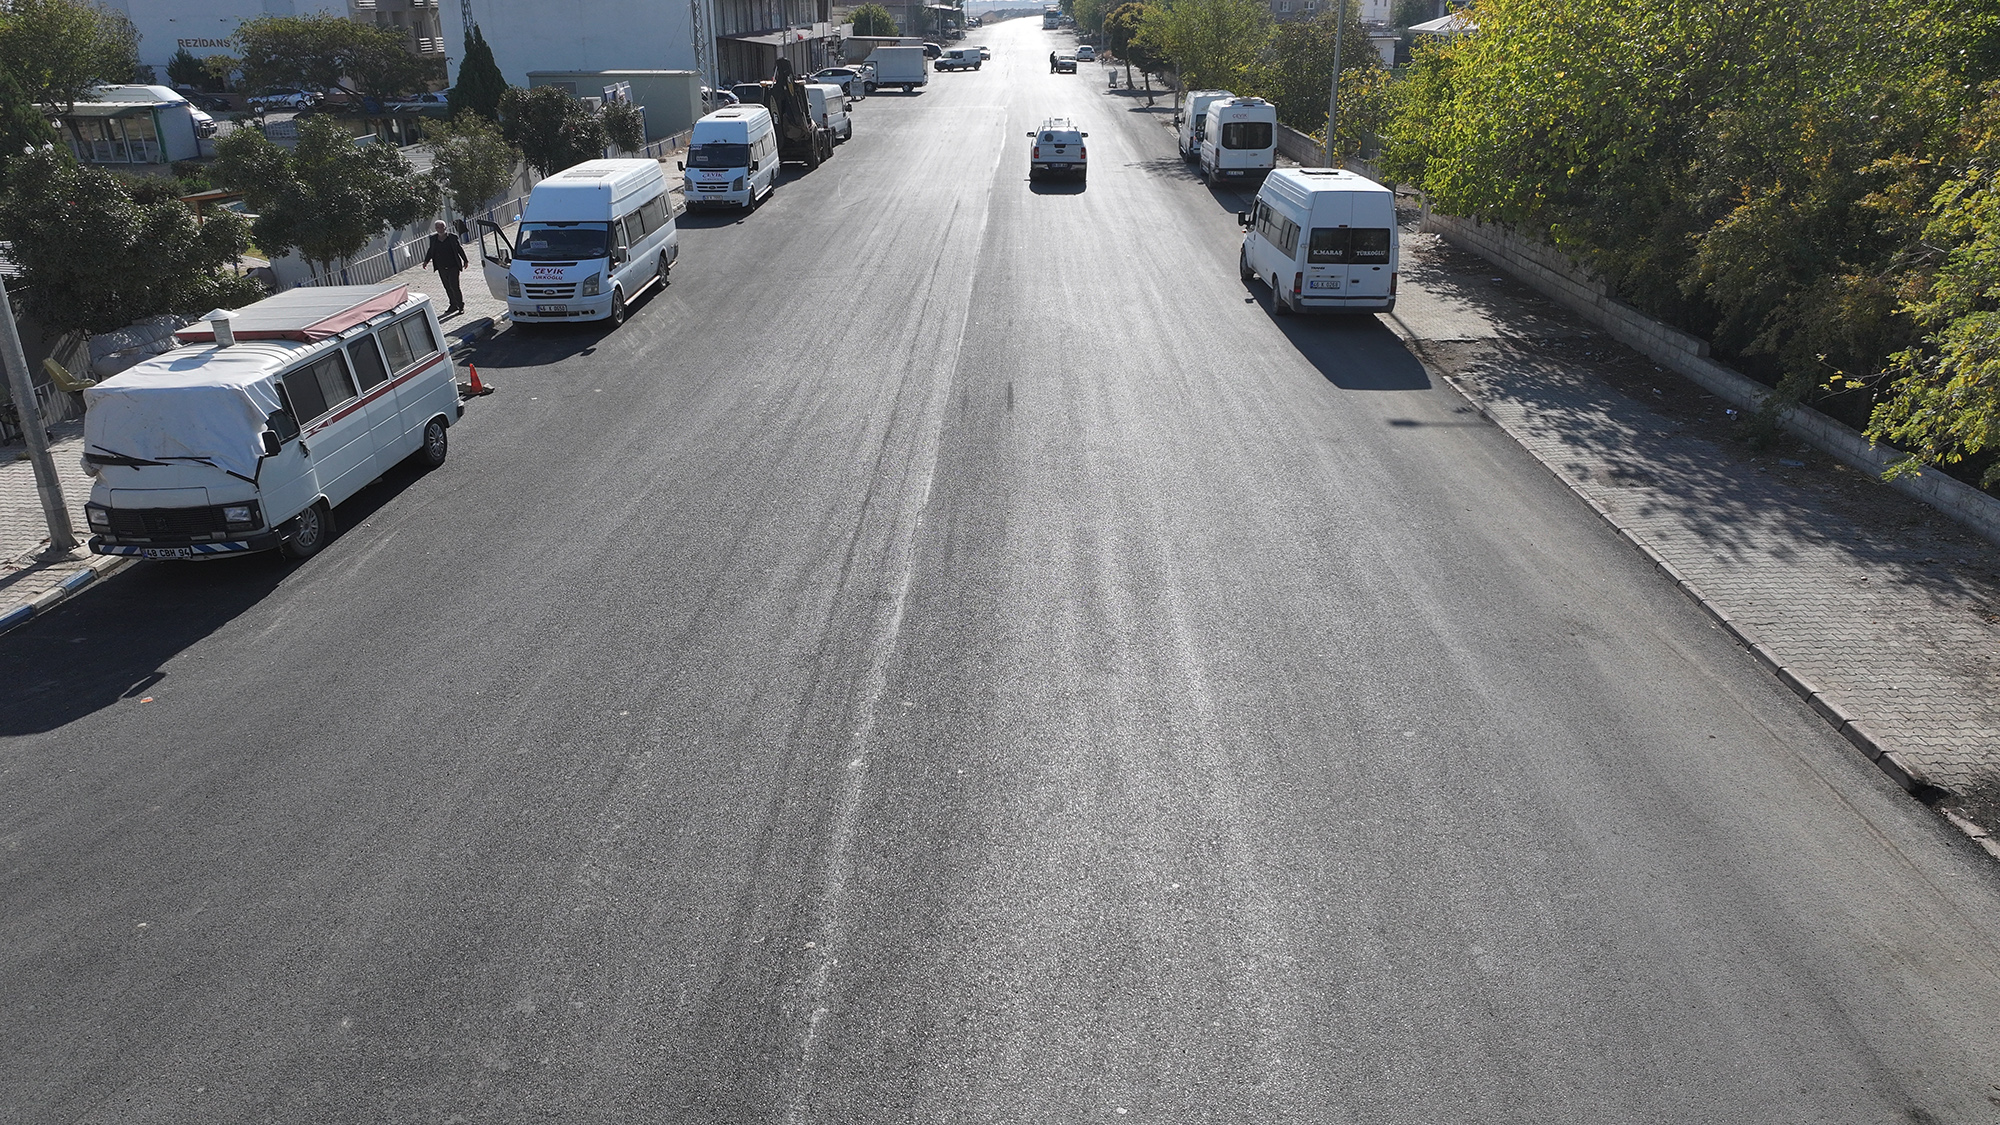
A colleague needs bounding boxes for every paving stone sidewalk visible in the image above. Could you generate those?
[1387,230,2000,842]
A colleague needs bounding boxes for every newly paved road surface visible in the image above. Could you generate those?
[6,21,2000,1123]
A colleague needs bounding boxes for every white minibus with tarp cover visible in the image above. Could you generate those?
[81,283,460,561]
[1237,167,1399,315]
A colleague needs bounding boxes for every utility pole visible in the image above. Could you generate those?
[1323,0,1346,167]
[0,273,77,554]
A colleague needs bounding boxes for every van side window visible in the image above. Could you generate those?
[1278,218,1300,258]
[283,352,354,423]
[379,314,438,373]
[640,195,667,232]
[379,318,415,371]
[348,336,390,390]
[1350,228,1392,264]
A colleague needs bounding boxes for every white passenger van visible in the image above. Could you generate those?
[682,106,779,209]
[1199,96,1277,186]
[81,284,460,561]
[1238,168,1399,315]
[477,158,679,327]
[1177,89,1233,161]
[805,83,851,142]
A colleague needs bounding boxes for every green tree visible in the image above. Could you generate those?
[0,0,141,115]
[498,85,608,177]
[448,25,507,121]
[0,147,262,336]
[1106,2,1164,88]
[235,13,438,99]
[1073,0,1110,36]
[166,46,206,89]
[1252,2,1379,134]
[1137,0,1270,93]
[850,3,899,35]
[212,115,438,276]
[426,113,519,219]
[0,71,56,179]
[602,100,645,152]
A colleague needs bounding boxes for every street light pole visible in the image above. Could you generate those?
[1323,0,1346,167]
[0,271,77,554]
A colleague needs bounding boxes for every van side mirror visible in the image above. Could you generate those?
[1237,210,1250,226]
[612,246,628,265]
[677,160,685,170]
[1081,132,1089,137]
[1026,131,1035,137]
[266,409,299,442]
[749,159,759,171]
[260,430,282,457]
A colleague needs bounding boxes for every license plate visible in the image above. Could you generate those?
[537,304,566,313]
[142,547,194,560]
[1309,280,1339,290]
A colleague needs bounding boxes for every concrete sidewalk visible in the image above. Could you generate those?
[1387,230,2000,850]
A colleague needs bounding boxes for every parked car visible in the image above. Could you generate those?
[182,91,232,113]
[1054,53,1078,73]
[977,45,992,59]
[1027,116,1087,181]
[387,92,447,112]
[248,87,316,110]
[811,67,870,97]
[702,85,741,110]
[936,47,982,70]
[921,41,943,57]
[1076,45,1096,61]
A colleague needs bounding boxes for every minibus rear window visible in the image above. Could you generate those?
[1309,228,1393,264]
[516,223,611,261]
[689,142,751,168]
[1221,121,1272,150]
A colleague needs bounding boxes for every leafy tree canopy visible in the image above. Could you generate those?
[236,14,439,100]
[850,3,899,36]
[0,0,140,114]
[1137,0,1270,93]
[0,147,262,336]
[212,115,438,274]
[1106,2,1165,80]
[498,85,608,178]
[427,113,520,219]
[448,25,507,122]
[602,100,645,152]
[1252,2,1380,139]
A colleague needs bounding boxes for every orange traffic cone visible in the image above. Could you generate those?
[459,362,494,397]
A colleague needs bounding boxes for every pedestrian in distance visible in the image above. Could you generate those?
[421,219,469,318]
[1050,51,1057,72]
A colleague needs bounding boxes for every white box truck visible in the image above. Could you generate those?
[867,46,929,92]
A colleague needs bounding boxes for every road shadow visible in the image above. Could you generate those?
[1239,279,1431,390]
[1028,177,1087,194]
[677,207,759,229]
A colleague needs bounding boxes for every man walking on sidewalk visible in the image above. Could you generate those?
[420,220,469,318]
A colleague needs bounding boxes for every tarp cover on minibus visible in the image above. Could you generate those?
[85,344,292,481]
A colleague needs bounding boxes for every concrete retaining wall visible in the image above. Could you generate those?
[1421,209,2000,547]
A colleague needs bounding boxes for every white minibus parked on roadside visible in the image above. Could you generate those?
[1177,89,1233,160]
[1237,167,1399,315]
[1199,96,1277,186]
[478,158,679,327]
[682,106,779,208]
[82,284,461,561]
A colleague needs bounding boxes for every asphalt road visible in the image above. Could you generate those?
[7,19,2000,1124]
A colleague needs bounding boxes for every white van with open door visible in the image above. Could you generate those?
[681,106,779,209]
[81,284,460,561]
[1237,167,1398,315]
[1199,96,1277,186]
[476,158,679,327]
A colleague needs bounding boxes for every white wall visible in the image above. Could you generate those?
[442,0,702,89]
[103,0,349,82]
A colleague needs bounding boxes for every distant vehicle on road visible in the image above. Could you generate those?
[386,92,447,112]
[867,46,929,92]
[480,157,680,326]
[248,88,316,110]
[1178,89,1234,160]
[1054,53,1078,73]
[1076,44,1096,61]
[805,83,852,141]
[921,41,944,57]
[1043,5,1060,27]
[1027,116,1087,181]
[82,284,460,562]
[977,45,992,59]
[811,67,871,96]
[936,47,982,70]
[1237,167,1398,315]
[1199,95,1277,186]
[680,106,779,208]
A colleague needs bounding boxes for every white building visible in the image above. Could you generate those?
[98,0,348,84]
[445,0,838,93]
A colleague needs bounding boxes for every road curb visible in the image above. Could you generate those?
[0,555,137,638]
[1428,366,1964,815]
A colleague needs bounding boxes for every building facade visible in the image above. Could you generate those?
[97,0,348,84]
[350,0,448,64]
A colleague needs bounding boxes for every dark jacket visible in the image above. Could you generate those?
[421,233,469,273]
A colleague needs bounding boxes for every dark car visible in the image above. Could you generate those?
[921,41,943,57]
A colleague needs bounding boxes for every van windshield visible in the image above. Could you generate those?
[1221,121,1273,149]
[689,142,751,168]
[515,222,611,261]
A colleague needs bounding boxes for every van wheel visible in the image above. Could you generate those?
[279,500,332,560]
[1270,275,1293,316]
[1239,246,1253,281]
[417,417,448,468]
[608,288,627,326]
